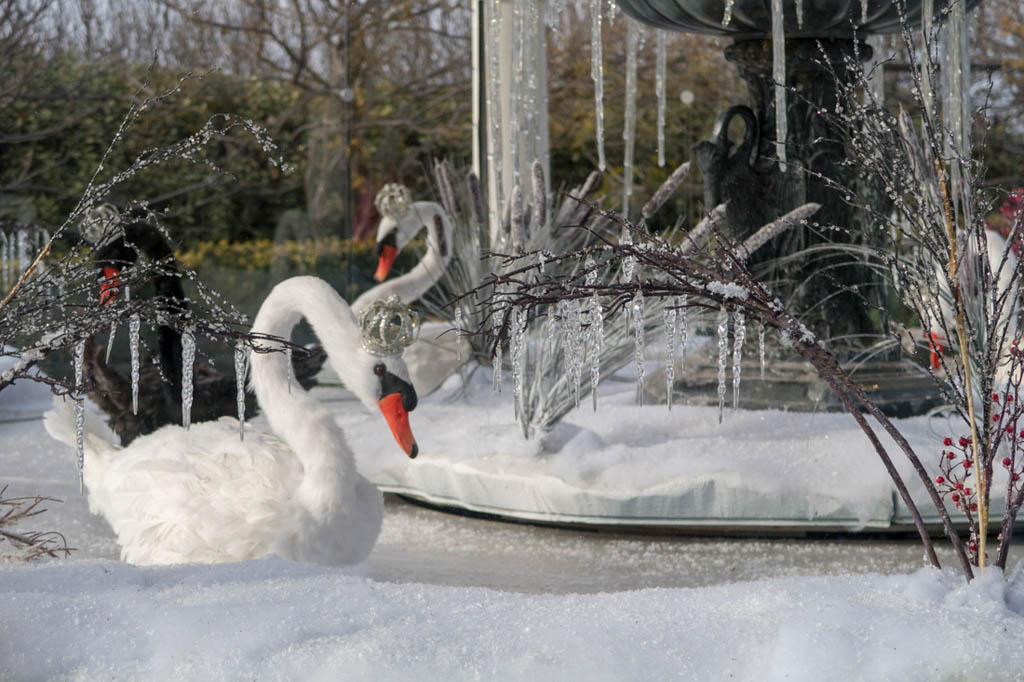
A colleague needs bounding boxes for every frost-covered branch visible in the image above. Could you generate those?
[0,485,72,561]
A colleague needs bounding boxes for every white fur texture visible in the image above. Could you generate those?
[43,276,409,566]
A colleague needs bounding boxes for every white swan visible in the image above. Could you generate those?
[43,276,419,566]
[352,200,454,316]
[353,199,463,395]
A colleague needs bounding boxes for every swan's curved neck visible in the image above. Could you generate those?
[249,276,366,518]
[352,202,453,315]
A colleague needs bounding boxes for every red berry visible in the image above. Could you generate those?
[969,542,977,551]
[959,437,970,447]
[964,460,972,468]
[952,493,960,502]
[1014,474,1021,481]
[936,476,945,484]
[971,503,978,511]
[948,452,956,460]
[1019,430,1024,438]
[1004,458,1012,467]
[993,414,1001,422]
[944,437,953,446]
[956,482,964,490]
[965,488,971,495]
[993,393,1000,401]
[1009,394,1016,402]
[1007,425,1015,434]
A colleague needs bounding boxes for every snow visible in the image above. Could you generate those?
[4,360,1024,679]
[3,556,1024,680]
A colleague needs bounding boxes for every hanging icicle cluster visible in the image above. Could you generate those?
[0,227,50,297]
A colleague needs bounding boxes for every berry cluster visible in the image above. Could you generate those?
[935,435,978,515]
[990,392,1024,495]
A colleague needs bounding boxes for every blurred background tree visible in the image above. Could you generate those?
[0,0,1021,253]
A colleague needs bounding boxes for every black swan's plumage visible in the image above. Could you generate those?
[85,221,325,445]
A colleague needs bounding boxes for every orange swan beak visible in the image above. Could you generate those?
[378,392,418,458]
[374,244,399,282]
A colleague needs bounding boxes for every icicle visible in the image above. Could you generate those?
[485,0,505,224]
[590,0,606,171]
[563,299,584,408]
[234,339,247,441]
[860,0,868,25]
[623,19,641,215]
[759,322,766,379]
[510,0,524,183]
[795,0,803,29]
[621,229,635,283]
[589,293,603,411]
[656,30,667,168]
[717,305,728,423]
[454,306,464,361]
[492,338,503,392]
[944,0,970,159]
[632,290,645,404]
[771,0,787,171]
[545,305,558,355]
[679,295,688,376]
[181,327,195,429]
[129,314,140,414]
[722,0,735,25]
[104,322,117,365]
[74,338,85,494]
[732,310,745,409]
[664,304,676,410]
[920,0,934,118]
[511,306,528,411]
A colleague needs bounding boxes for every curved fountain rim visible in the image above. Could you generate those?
[615,0,979,40]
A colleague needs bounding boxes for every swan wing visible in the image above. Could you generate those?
[96,421,304,565]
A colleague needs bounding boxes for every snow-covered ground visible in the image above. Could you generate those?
[3,371,1024,680]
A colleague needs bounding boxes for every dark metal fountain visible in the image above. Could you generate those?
[618,0,973,414]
